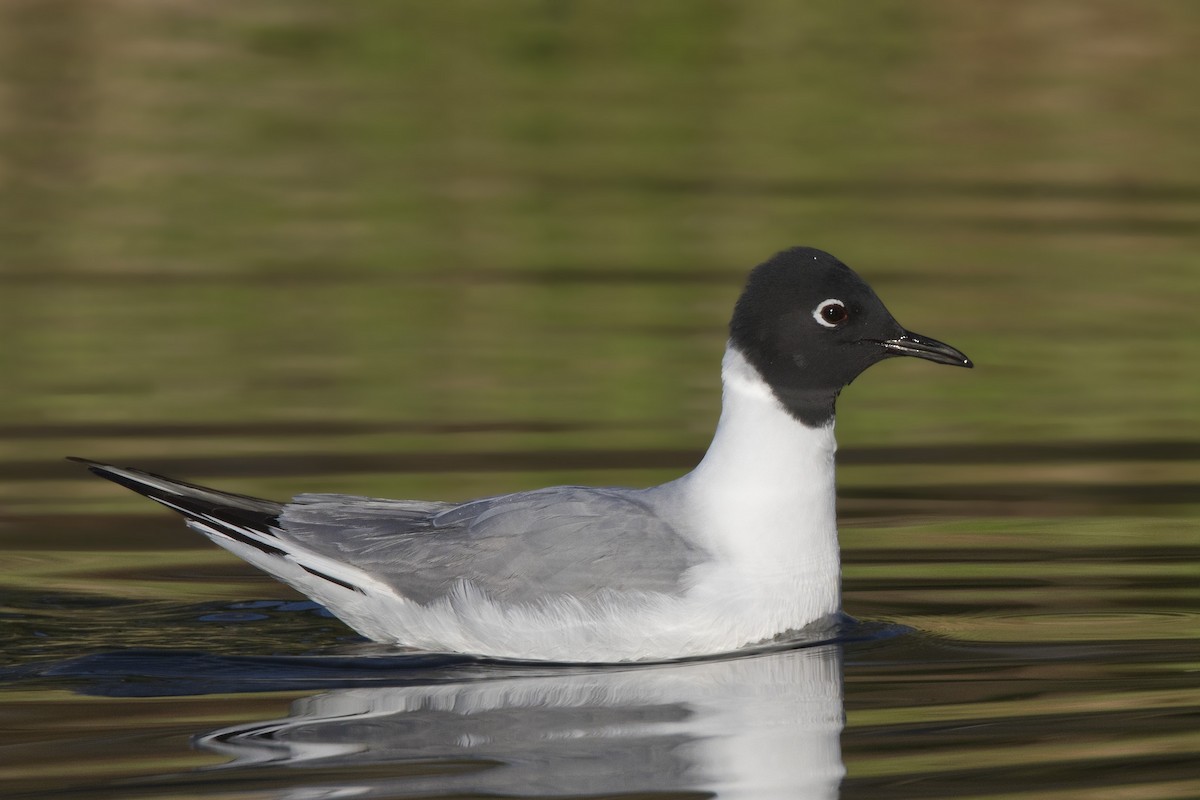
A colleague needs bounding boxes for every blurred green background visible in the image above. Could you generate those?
[4,8,1198,795]
[2,0,1198,513]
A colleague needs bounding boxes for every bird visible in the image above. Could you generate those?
[72,247,972,663]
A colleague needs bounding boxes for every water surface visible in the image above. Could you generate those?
[2,2,1199,798]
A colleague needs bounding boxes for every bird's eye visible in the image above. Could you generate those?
[813,299,849,328]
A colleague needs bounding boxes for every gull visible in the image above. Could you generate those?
[73,247,972,662]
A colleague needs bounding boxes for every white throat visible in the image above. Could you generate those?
[676,344,841,588]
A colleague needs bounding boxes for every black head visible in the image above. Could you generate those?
[729,247,972,426]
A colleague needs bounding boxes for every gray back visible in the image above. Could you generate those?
[277,486,704,605]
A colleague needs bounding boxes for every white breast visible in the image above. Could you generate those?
[664,345,842,647]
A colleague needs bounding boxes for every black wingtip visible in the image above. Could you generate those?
[73,458,167,499]
[68,456,159,496]
[70,455,284,522]
[68,456,117,481]
[68,457,129,491]
[66,455,102,469]
[71,456,288,558]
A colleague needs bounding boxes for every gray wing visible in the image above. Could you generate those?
[276,486,704,605]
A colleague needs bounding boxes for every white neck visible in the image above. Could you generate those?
[677,345,841,583]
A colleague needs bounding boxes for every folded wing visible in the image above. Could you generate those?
[278,486,703,605]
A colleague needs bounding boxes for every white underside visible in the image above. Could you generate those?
[195,345,843,662]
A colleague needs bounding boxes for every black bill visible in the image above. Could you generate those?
[878,331,973,368]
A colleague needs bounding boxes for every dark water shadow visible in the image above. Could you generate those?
[18,618,902,698]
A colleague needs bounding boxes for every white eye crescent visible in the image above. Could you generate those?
[813,299,849,328]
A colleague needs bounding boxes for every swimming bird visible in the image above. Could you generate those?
[72,247,972,662]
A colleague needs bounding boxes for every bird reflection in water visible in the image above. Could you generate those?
[199,643,845,798]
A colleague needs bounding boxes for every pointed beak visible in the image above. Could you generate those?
[878,330,973,368]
